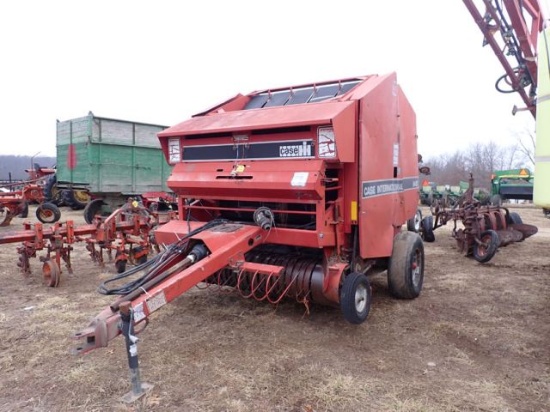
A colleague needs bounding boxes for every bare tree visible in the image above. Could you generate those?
[424,140,531,190]
[515,128,535,168]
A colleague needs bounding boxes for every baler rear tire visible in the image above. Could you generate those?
[420,215,435,242]
[340,272,371,325]
[407,209,422,232]
[473,230,499,263]
[388,232,424,299]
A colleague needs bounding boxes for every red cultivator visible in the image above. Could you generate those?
[0,200,176,286]
[0,165,59,226]
[421,175,538,263]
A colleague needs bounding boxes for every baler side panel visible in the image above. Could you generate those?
[358,74,399,258]
[396,86,419,225]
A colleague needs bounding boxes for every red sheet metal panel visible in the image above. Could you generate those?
[167,159,325,202]
[358,73,418,258]
[396,85,420,225]
[159,100,355,137]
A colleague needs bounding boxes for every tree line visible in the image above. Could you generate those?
[423,133,534,190]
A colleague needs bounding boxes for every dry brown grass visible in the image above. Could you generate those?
[0,205,548,411]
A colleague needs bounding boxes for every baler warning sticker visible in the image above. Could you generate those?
[146,291,167,314]
[362,177,419,199]
[291,172,309,187]
[133,303,146,322]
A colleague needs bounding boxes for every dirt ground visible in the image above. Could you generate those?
[0,204,548,412]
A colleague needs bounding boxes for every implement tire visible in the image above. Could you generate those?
[36,202,61,224]
[407,209,422,233]
[420,215,435,242]
[473,230,499,263]
[44,175,64,206]
[84,199,106,224]
[18,201,29,218]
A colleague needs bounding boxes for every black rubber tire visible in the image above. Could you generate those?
[36,202,61,224]
[388,232,424,299]
[407,209,422,232]
[490,194,502,207]
[340,272,372,325]
[133,246,148,265]
[473,230,499,263]
[115,259,127,274]
[507,212,523,225]
[63,189,91,210]
[420,215,435,243]
[83,199,106,224]
[18,201,29,218]
[44,175,64,206]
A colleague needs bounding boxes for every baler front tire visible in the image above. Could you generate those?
[388,232,424,299]
[340,272,372,325]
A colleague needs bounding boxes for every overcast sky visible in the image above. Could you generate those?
[1,0,548,160]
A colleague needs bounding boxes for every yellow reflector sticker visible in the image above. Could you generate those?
[351,201,358,221]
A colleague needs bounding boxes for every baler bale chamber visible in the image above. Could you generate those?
[153,72,424,324]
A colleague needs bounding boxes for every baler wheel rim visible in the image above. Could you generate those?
[42,260,60,287]
[340,272,371,325]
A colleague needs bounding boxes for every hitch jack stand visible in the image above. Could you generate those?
[119,302,153,403]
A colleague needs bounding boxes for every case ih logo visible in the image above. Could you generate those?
[279,142,312,157]
[362,177,419,199]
